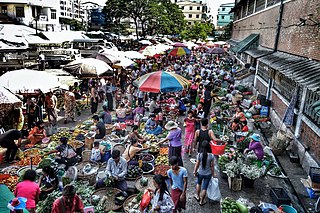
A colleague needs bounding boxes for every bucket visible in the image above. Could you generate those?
[280,205,297,213]
[210,141,226,155]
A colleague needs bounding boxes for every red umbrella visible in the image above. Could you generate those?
[173,42,187,47]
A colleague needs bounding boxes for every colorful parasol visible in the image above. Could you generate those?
[208,47,225,54]
[133,71,189,93]
[168,47,191,57]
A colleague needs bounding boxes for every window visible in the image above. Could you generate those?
[16,7,24,17]
[188,22,192,25]
[51,9,57,19]
[189,6,192,10]
[188,14,192,18]
[221,15,225,19]
[222,8,226,11]
[197,6,200,10]
[230,15,234,19]
[181,6,184,10]
[1,6,7,14]
[196,14,200,18]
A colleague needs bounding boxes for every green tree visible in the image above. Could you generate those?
[180,22,214,41]
[103,0,129,34]
[60,18,85,31]
[222,21,233,40]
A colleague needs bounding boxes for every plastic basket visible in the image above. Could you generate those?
[210,141,226,155]
[280,205,297,213]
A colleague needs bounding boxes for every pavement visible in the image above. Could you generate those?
[54,103,312,213]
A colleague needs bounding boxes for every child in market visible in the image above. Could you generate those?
[184,110,196,157]
[90,141,104,162]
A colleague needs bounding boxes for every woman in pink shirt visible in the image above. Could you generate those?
[15,169,40,213]
[184,110,196,157]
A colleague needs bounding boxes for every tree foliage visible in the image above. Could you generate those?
[60,18,85,31]
[180,22,214,41]
[103,0,186,38]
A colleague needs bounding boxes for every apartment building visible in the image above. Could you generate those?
[173,0,208,25]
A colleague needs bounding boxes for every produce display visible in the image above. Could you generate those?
[1,166,20,176]
[24,148,41,157]
[123,192,143,213]
[68,140,84,149]
[38,158,53,169]
[50,131,72,141]
[16,155,42,166]
[154,165,170,177]
[160,147,169,155]
[0,175,18,191]
[155,155,168,165]
[140,175,148,186]
[127,165,143,179]
[221,198,246,213]
[139,154,154,162]
[141,163,154,174]
[149,143,160,153]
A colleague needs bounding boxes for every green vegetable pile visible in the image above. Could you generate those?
[37,181,95,213]
[38,158,53,169]
[221,198,245,213]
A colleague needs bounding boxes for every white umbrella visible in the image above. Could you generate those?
[0,86,22,104]
[0,69,63,93]
[123,51,146,59]
[214,41,227,45]
[113,57,135,68]
[139,40,152,45]
[63,58,113,77]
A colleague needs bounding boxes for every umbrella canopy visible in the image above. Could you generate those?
[168,47,191,57]
[89,52,121,64]
[205,41,215,47]
[214,41,227,45]
[113,57,135,68]
[0,69,63,93]
[123,51,146,59]
[133,71,189,93]
[63,58,113,77]
[141,46,164,57]
[0,86,21,105]
[209,47,225,54]
[139,40,152,45]
[173,42,187,47]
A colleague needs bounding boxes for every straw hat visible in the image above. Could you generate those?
[165,121,179,130]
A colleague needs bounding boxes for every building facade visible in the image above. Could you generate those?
[0,0,60,31]
[229,0,320,173]
[173,0,208,25]
[217,3,234,27]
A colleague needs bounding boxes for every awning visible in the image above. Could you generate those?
[227,39,239,47]
[258,51,320,92]
[245,47,273,58]
[231,34,259,53]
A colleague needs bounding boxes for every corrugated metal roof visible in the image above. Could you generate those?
[258,51,320,92]
[245,47,273,58]
[227,39,239,47]
[231,34,259,53]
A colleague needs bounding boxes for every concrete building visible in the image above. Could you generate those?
[217,3,234,27]
[172,0,208,25]
[229,0,320,177]
[0,0,60,31]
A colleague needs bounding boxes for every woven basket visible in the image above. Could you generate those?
[123,194,138,213]
[135,175,156,192]
[76,161,99,185]
[82,150,92,162]
[91,187,122,212]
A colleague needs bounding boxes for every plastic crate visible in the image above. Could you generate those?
[270,188,291,206]
[310,167,320,183]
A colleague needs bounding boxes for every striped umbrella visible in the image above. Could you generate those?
[133,71,189,93]
[168,47,191,57]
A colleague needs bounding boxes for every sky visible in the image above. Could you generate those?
[206,0,234,25]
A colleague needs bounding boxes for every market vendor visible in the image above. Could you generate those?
[244,133,264,160]
[145,114,162,135]
[38,166,58,200]
[122,138,149,164]
[96,150,128,191]
[99,105,112,124]
[28,121,46,145]
[116,103,127,123]
[41,137,78,168]
[51,184,84,213]
[234,106,246,122]
[149,97,161,114]
[127,125,146,143]
[0,129,21,163]
[92,115,106,139]
[159,121,183,166]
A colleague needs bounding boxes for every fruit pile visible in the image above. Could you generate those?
[154,165,170,177]
[127,165,143,179]
[155,155,168,165]
[0,175,19,191]
[221,198,247,213]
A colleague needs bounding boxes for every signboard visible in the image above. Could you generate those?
[91,9,105,25]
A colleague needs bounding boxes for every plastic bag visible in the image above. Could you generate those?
[140,190,151,211]
[207,177,221,201]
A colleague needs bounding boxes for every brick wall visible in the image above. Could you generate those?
[300,121,320,160]
[278,0,320,60]
[232,0,320,60]
[255,78,268,95]
[232,6,279,49]
[271,91,287,119]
